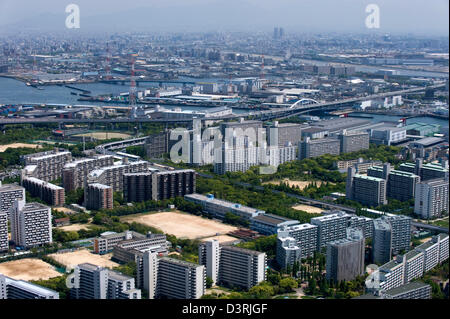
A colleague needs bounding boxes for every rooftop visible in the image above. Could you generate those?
[384,281,430,297]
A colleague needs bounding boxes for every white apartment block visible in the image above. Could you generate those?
[0,182,25,218]
[10,200,52,248]
[0,274,59,299]
[276,236,302,269]
[22,150,72,182]
[0,212,8,252]
[311,212,350,250]
[414,178,449,219]
[401,250,425,284]
[142,251,159,299]
[415,238,440,273]
[277,223,318,259]
[198,239,220,285]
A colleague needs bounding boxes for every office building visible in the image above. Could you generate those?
[157,257,205,299]
[71,263,141,299]
[218,246,266,290]
[10,200,52,248]
[338,130,370,153]
[326,228,365,282]
[21,177,65,206]
[0,182,25,218]
[84,183,113,210]
[276,236,302,269]
[62,155,114,191]
[22,150,72,182]
[311,212,349,250]
[0,212,8,252]
[123,169,196,203]
[372,218,392,264]
[299,137,340,159]
[346,167,387,206]
[277,223,318,259]
[414,178,449,219]
[0,274,59,299]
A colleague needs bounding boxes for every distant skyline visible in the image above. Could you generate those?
[0,0,448,36]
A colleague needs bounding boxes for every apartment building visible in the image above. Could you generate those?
[0,182,25,218]
[198,242,267,290]
[414,177,449,219]
[84,183,113,210]
[123,169,196,203]
[384,215,411,255]
[326,228,365,282]
[217,246,266,290]
[62,155,114,191]
[277,223,318,259]
[398,159,448,182]
[372,218,392,264]
[311,212,350,250]
[367,165,420,201]
[266,121,302,147]
[22,150,72,182]
[346,167,387,206]
[276,236,302,270]
[10,200,52,248]
[348,215,374,238]
[0,274,59,299]
[400,250,425,284]
[338,130,370,153]
[112,233,169,264]
[21,177,65,206]
[333,158,382,173]
[0,212,8,252]
[382,281,431,299]
[299,137,340,159]
[71,263,141,299]
[250,214,300,235]
[157,257,205,299]
[87,160,149,192]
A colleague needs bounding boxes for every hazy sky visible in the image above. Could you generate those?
[0,0,448,35]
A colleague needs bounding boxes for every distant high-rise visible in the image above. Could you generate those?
[414,177,449,219]
[0,182,25,218]
[372,218,392,264]
[0,212,8,252]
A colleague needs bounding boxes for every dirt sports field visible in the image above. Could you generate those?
[57,224,91,232]
[292,204,324,214]
[48,249,119,271]
[73,131,131,140]
[121,210,238,239]
[0,258,61,281]
[0,143,41,152]
[263,179,332,190]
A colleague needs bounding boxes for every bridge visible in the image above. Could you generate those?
[99,79,198,86]
[0,84,444,126]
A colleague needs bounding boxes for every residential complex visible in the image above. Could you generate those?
[123,169,196,202]
[22,150,72,182]
[299,137,340,159]
[21,177,65,206]
[62,155,114,191]
[0,182,25,218]
[84,183,113,210]
[0,274,59,299]
[346,167,387,206]
[326,228,365,282]
[311,212,349,250]
[10,200,52,248]
[338,130,370,153]
[277,223,318,260]
[199,242,267,290]
[0,212,8,252]
[414,177,449,219]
